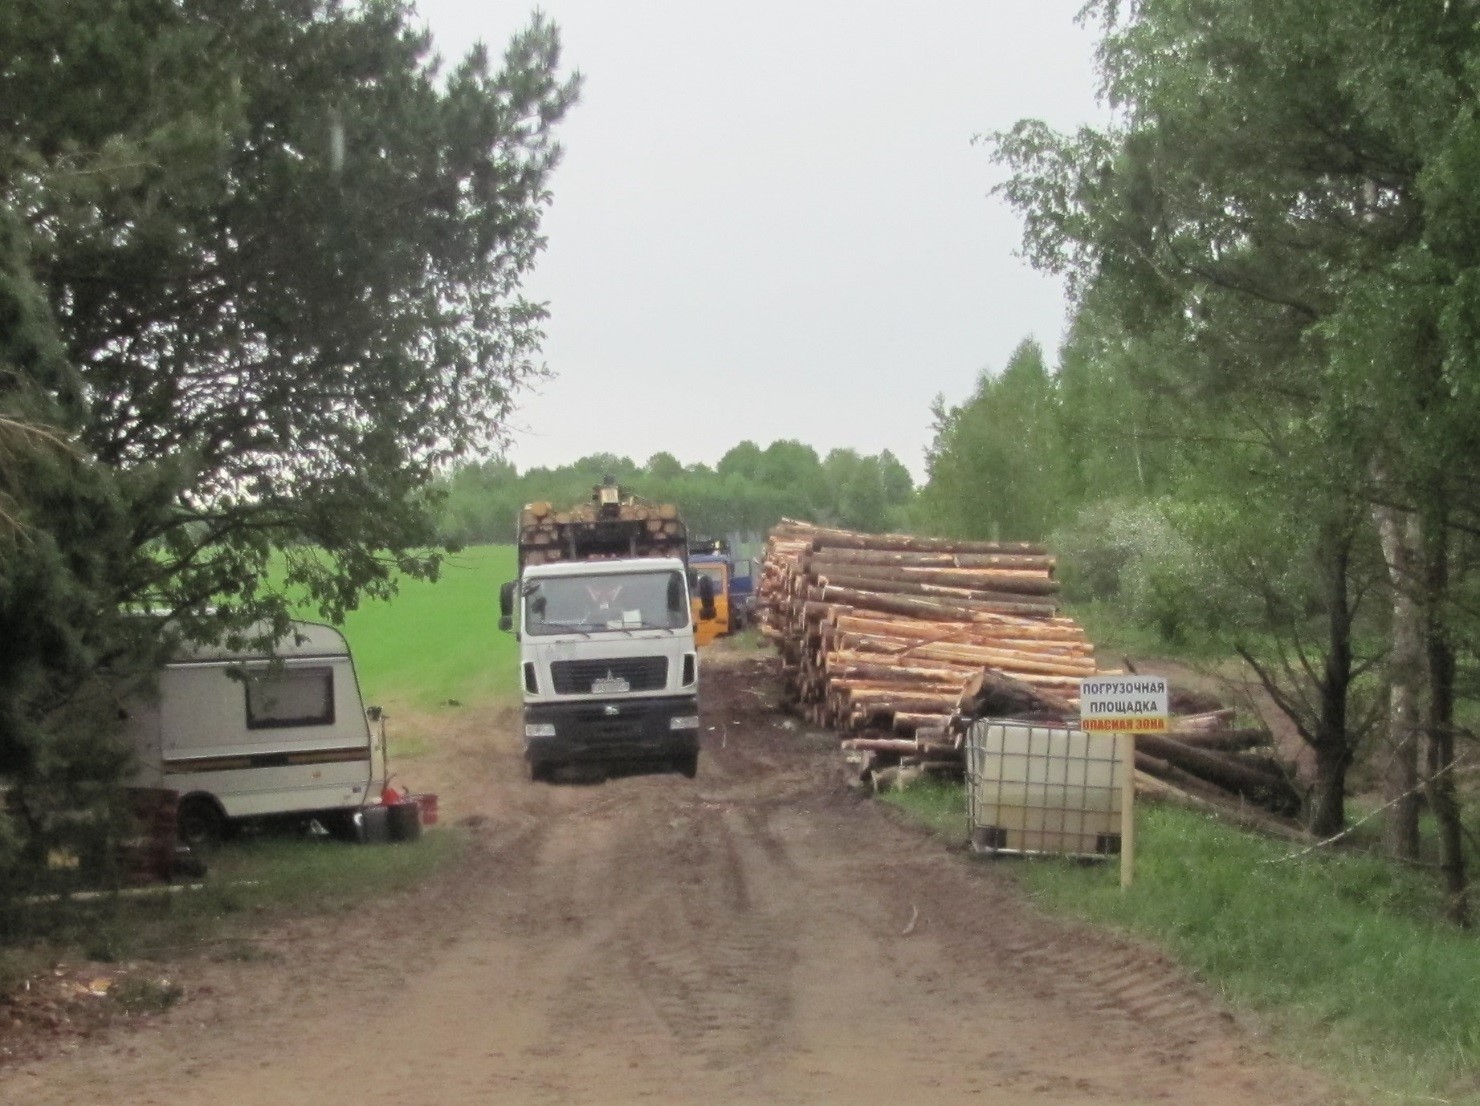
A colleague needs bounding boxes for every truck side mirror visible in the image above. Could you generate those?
[498,581,515,633]
[698,575,717,622]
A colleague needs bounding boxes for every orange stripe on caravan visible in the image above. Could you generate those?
[162,746,371,774]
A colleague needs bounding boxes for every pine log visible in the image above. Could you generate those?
[802,548,1056,572]
[885,640,1094,677]
[838,641,1092,683]
[892,711,955,734]
[808,528,1049,556]
[813,585,1058,621]
[1135,750,1246,807]
[1169,708,1238,730]
[831,613,1089,644]
[956,668,1077,720]
[834,632,1092,662]
[1137,733,1295,797]
[810,563,1060,596]
[1167,688,1229,715]
[813,572,1059,607]
[842,692,963,713]
[1164,728,1272,753]
[841,737,924,753]
[827,661,976,685]
[831,678,969,698]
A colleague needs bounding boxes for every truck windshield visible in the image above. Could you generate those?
[523,570,689,635]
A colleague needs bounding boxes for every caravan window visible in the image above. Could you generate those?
[245,666,335,729]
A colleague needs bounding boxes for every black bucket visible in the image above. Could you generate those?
[386,800,422,843]
[356,804,391,845]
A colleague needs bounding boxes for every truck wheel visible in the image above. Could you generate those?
[676,753,699,780]
[529,760,553,783]
[177,796,226,848]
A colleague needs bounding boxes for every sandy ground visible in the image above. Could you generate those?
[0,646,1354,1106]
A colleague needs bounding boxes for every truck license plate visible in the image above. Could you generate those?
[591,676,630,694]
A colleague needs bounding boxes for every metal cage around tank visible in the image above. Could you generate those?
[964,720,1128,859]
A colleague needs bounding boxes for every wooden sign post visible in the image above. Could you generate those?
[1079,676,1169,889]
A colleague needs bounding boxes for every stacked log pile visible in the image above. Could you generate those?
[757,521,1087,738]
[757,520,1303,827]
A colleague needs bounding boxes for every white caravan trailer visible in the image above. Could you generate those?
[122,620,381,842]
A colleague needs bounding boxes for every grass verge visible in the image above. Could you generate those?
[880,778,967,839]
[883,782,1480,1105]
[5,828,465,971]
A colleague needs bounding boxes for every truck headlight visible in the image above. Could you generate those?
[525,723,556,738]
[669,715,699,731]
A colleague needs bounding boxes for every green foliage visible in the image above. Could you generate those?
[1049,497,1227,645]
[920,339,1069,541]
[987,0,1480,860]
[4,0,579,629]
[1,0,576,924]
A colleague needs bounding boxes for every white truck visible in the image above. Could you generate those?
[121,620,383,843]
[498,483,716,781]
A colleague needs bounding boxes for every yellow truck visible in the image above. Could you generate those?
[688,552,730,647]
[687,538,757,647]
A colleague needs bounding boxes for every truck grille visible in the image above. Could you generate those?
[550,656,668,694]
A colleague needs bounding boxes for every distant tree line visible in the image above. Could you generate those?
[436,441,916,546]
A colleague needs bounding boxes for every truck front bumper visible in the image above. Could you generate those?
[523,695,699,767]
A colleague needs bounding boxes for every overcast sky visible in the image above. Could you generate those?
[412,1,1108,482]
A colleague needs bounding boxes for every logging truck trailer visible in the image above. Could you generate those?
[499,483,718,780]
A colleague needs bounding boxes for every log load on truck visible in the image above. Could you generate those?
[498,480,718,780]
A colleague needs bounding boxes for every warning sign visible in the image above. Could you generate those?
[1079,676,1169,734]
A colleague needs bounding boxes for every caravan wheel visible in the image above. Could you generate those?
[177,796,227,848]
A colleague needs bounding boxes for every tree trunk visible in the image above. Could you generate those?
[1374,502,1422,860]
[1422,511,1470,928]
[1308,516,1359,838]
[1308,735,1350,839]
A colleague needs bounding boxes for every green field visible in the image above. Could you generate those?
[330,544,520,708]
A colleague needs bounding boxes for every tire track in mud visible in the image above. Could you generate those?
[703,657,1247,1054]
[524,778,801,1080]
[816,800,1244,1058]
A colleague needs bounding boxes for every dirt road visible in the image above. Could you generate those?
[1,648,1348,1105]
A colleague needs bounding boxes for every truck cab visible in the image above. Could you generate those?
[688,553,731,647]
[504,557,701,779]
